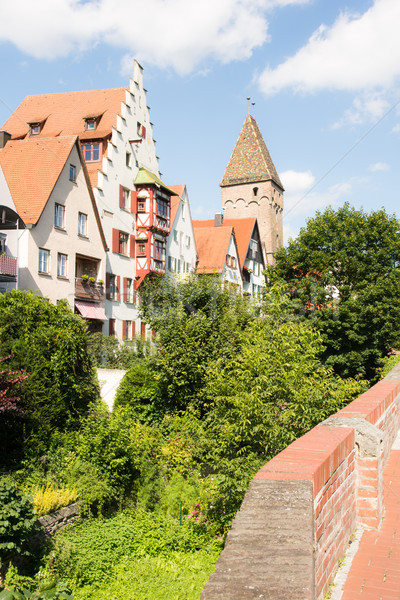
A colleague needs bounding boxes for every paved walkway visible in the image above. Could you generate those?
[96,367,126,410]
[340,445,400,599]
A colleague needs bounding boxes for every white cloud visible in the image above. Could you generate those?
[0,0,311,75]
[392,123,400,133]
[259,0,400,96]
[331,91,391,129]
[369,162,390,172]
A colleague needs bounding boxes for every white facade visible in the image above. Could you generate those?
[94,61,161,340]
[166,186,197,278]
[222,234,243,289]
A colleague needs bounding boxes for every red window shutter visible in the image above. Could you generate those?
[130,235,135,258]
[122,277,127,302]
[142,125,146,138]
[152,329,156,340]
[116,276,120,301]
[132,321,136,338]
[131,191,138,213]
[141,322,146,339]
[122,320,126,340]
[112,228,119,253]
[119,185,123,209]
[106,272,111,300]
[109,318,115,336]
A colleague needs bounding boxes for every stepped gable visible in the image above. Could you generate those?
[220,114,283,189]
[0,136,76,224]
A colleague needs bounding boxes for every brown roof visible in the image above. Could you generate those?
[1,87,127,140]
[0,136,77,224]
[192,217,258,269]
[220,114,283,189]
[194,225,234,273]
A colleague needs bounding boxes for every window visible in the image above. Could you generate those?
[78,212,88,236]
[85,118,97,131]
[82,142,100,162]
[154,240,165,262]
[109,275,117,300]
[253,187,258,196]
[126,278,135,303]
[39,248,49,273]
[137,241,146,256]
[173,230,178,242]
[137,199,146,212]
[156,198,169,219]
[57,253,67,277]
[122,188,130,211]
[29,123,40,136]
[126,152,132,168]
[124,320,132,340]
[185,235,191,248]
[54,204,65,228]
[69,164,76,182]
[0,236,5,253]
[168,256,176,272]
[118,232,129,255]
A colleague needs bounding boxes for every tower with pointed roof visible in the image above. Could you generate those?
[220,114,284,263]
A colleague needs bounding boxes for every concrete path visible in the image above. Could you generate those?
[96,367,126,410]
[337,431,400,600]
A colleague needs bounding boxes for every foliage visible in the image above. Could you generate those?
[113,360,161,420]
[380,353,400,378]
[267,204,400,380]
[138,274,258,413]
[1,565,73,599]
[0,478,38,568]
[0,292,99,462]
[32,486,78,518]
[0,356,28,417]
[87,333,151,369]
[48,510,222,596]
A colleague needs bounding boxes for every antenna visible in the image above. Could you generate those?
[246,97,251,114]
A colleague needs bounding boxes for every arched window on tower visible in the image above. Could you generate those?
[253,187,258,196]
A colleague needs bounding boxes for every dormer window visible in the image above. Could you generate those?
[29,123,41,136]
[85,118,97,131]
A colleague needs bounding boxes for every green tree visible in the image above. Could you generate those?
[0,291,99,462]
[138,274,258,414]
[267,203,400,380]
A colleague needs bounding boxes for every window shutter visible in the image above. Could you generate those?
[132,321,136,339]
[116,276,120,301]
[119,185,123,209]
[130,235,136,258]
[112,228,119,253]
[106,272,111,300]
[141,322,146,339]
[131,191,138,213]
[109,318,115,336]
[122,277,127,302]
[142,125,146,138]
[122,320,126,340]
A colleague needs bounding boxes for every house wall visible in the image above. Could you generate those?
[95,61,160,340]
[18,144,105,308]
[222,180,283,263]
[222,236,242,289]
[166,190,197,278]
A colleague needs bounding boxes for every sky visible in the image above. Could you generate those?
[0,0,399,243]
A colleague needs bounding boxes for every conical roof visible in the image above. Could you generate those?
[220,114,283,189]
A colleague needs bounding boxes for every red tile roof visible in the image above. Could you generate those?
[194,225,234,273]
[0,136,77,224]
[192,217,257,269]
[1,87,127,141]
[169,185,186,226]
[220,114,283,189]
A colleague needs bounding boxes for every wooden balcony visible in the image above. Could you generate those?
[75,278,104,301]
[0,255,17,281]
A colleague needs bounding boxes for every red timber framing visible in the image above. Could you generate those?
[134,184,171,290]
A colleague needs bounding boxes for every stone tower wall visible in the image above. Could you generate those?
[221,179,283,263]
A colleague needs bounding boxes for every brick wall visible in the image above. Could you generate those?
[201,375,400,600]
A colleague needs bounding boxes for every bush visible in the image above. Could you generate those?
[0,478,38,571]
[32,485,78,517]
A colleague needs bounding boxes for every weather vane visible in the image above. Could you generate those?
[252,102,255,117]
[247,97,251,114]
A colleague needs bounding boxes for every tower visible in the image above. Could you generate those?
[220,114,284,263]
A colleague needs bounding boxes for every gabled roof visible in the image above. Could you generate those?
[0,136,77,224]
[194,225,234,274]
[220,114,283,189]
[192,217,260,269]
[1,87,128,140]
[134,167,175,195]
[169,185,186,226]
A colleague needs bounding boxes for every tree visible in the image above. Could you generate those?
[0,291,99,462]
[138,274,258,414]
[267,203,400,380]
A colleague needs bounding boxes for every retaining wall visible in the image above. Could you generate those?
[201,375,400,600]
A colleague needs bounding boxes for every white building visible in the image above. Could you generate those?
[167,185,197,278]
[0,135,107,328]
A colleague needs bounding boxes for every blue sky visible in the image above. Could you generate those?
[0,0,399,243]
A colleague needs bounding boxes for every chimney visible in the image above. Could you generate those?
[214,212,224,227]
[0,131,11,150]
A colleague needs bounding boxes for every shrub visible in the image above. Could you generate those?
[32,485,78,517]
